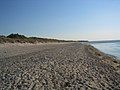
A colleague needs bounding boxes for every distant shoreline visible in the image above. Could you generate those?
[90,40,120,43]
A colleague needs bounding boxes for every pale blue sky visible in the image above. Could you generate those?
[0,0,120,40]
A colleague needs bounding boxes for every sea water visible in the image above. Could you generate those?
[91,42,120,59]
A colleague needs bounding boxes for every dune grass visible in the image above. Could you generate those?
[0,33,75,44]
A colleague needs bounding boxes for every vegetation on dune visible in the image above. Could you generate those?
[0,33,89,43]
[7,33,27,39]
[0,33,76,43]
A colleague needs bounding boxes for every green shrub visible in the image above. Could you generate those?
[7,33,27,39]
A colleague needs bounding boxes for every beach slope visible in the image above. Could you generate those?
[0,43,120,90]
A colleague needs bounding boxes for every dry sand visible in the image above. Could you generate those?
[0,43,120,90]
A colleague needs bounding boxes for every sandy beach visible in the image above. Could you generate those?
[0,43,120,90]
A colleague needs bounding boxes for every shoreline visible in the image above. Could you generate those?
[0,42,120,89]
[91,42,120,60]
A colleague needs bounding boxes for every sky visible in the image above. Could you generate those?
[0,0,120,40]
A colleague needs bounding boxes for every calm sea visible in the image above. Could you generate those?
[91,42,120,59]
